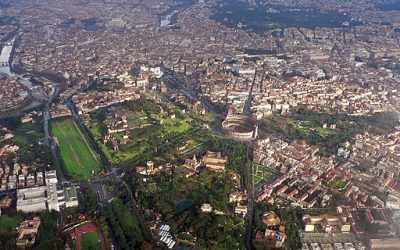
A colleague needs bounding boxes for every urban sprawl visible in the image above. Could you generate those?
[0,0,400,250]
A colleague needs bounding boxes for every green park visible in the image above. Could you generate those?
[88,97,214,167]
[52,118,102,179]
[253,164,277,188]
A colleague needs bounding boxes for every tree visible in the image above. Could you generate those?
[140,241,153,250]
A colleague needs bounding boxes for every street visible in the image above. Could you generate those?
[245,143,255,250]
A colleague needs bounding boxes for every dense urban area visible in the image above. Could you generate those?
[0,0,400,249]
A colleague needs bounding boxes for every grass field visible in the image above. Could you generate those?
[81,231,101,250]
[253,164,277,187]
[0,215,22,232]
[52,118,102,179]
[328,177,349,189]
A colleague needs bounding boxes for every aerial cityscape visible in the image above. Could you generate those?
[0,0,400,249]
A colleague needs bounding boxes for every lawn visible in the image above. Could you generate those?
[253,164,276,187]
[81,231,101,250]
[293,121,332,137]
[328,177,349,189]
[52,118,102,179]
[0,215,22,232]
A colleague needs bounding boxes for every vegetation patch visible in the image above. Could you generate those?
[52,118,102,179]
[175,199,195,215]
[9,121,53,168]
[106,197,144,249]
[211,0,360,33]
[253,164,277,188]
[0,215,22,232]
[328,177,349,190]
[81,231,101,250]
[261,107,398,155]
[88,96,214,167]
[203,136,247,173]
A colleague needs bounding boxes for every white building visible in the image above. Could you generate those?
[234,204,248,216]
[386,194,400,210]
[47,184,60,212]
[17,186,47,212]
[200,203,213,213]
[45,170,58,185]
[62,186,79,208]
[17,182,78,212]
[140,65,164,78]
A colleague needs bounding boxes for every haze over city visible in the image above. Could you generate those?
[0,0,400,250]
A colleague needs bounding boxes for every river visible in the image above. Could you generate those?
[0,38,14,76]
[0,35,48,117]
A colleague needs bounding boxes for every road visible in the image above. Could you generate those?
[243,72,257,117]
[164,72,226,119]
[89,168,123,185]
[245,142,255,250]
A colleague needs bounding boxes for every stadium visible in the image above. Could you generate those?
[222,114,258,141]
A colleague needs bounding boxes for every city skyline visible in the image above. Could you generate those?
[0,0,399,250]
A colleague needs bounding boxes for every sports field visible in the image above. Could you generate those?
[82,231,101,250]
[52,118,102,179]
[74,223,106,250]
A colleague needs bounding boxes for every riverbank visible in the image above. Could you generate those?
[0,33,52,118]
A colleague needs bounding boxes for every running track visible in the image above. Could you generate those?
[74,223,106,250]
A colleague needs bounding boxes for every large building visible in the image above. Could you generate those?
[45,170,58,184]
[370,238,400,250]
[16,186,47,212]
[17,171,78,212]
[16,217,41,249]
[62,186,79,208]
[303,213,351,233]
[386,194,400,210]
[17,184,79,212]
[202,151,228,172]
[254,229,287,248]
[222,115,258,141]
[16,184,60,212]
